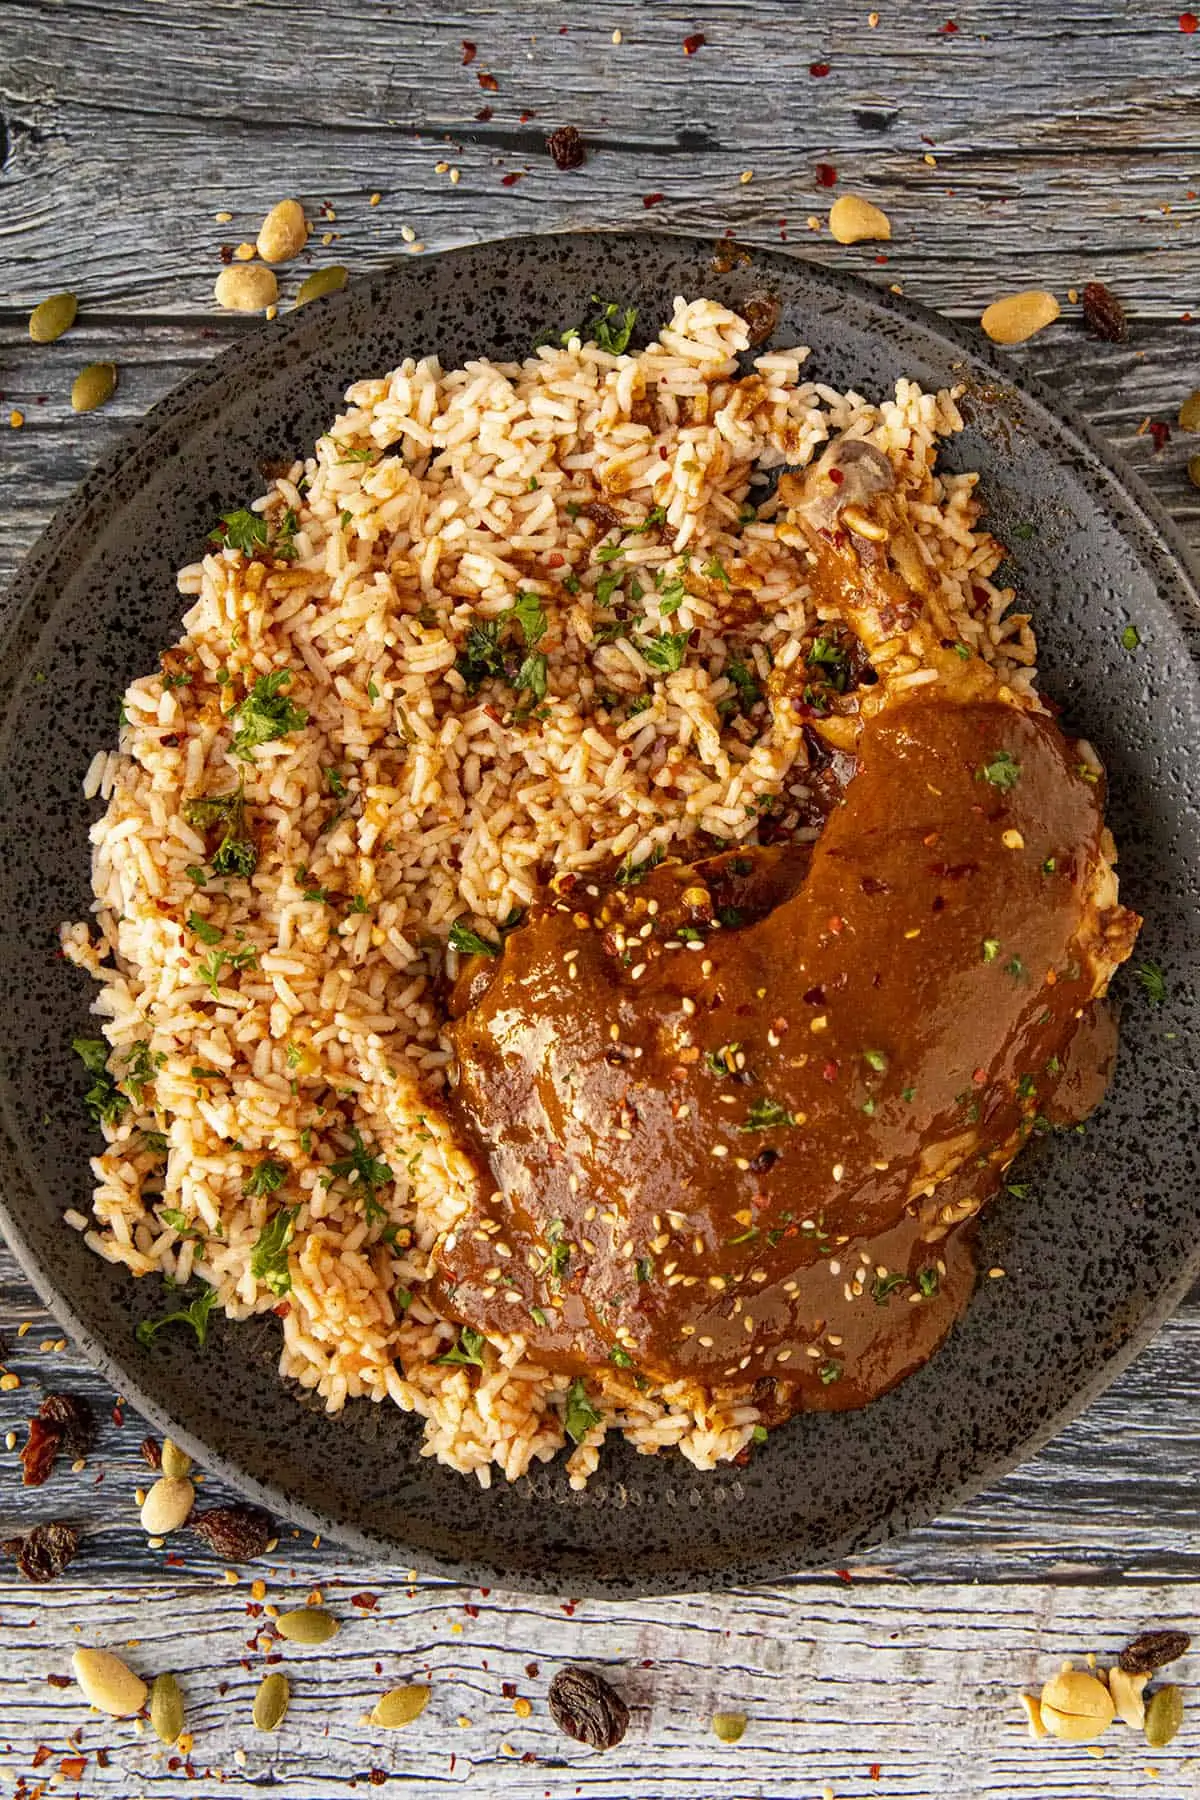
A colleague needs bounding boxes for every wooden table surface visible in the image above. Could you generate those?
[2,3,1199,1795]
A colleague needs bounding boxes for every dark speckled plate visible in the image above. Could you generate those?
[2,233,1198,1596]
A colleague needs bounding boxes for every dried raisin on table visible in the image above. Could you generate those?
[39,1392,95,1462]
[1081,281,1128,343]
[1,1521,80,1583]
[1118,1628,1192,1674]
[19,1415,60,1487]
[548,1665,630,1749]
[741,290,781,346]
[546,125,586,171]
[140,1435,163,1470]
[190,1502,273,1561]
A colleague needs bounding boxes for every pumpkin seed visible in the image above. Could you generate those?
[1178,391,1200,433]
[1144,1683,1183,1749]
[72,1646,148,1717]
[257,199,309,265]
[370,1684,431,1728]
[712,1710,747,1742]
[295,266,349,308]
[214,264,279,314]
[140,1474,195,1536]
[150,1671,185,1745]
[71,362,117,414]
[276,1605,339,1645]
[253,1670,290,1732]
[29,292,78,344]
[827,194,891,245]
[980,290,1061,346]
[160,1438,192,1479]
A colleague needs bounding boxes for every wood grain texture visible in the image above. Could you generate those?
[1,1,1199,1794]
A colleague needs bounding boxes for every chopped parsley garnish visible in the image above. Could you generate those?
[916,1266,940,1297]
[701,554,731,589]
[328,436,379,465]
[614,846,664,887]
[188,912,223,946]
[977,749,1021,790]
[738,1096,796,1132]
[563,297,638,354]
[448,920,501,957]
[436,1326,487,1368]
[249,1206,298,1296]
[185,865,208,885]
[73,1037,128,1128]
[455,593,548,708]
[134,1282,221,1350]
[807,636,850,692]
[330,1127,393,1195]
[229,669,308,758]
[817,1359,843,1385]
[244,1159,288,1197]
[1005,955,1026,981]
[676,925,704,944]
[724,660,762,712]
[1136,961,1166,1005]
[211,508,269,555]
[1042,856,1058,875]
[1016,1073,1037,1100]
[716,905,744,929]
[704,1044,739,1079]
[630,505,667,535]
[655,575,687,617]
[530,1305,549,1328]
[862,1048,888,1073]
[197,944,257,998]
[1120,623,1140,651]
[185,781,257,880]
[901,1084,916,1103]
[637,631,689,674]
[981,938,1001,962]
[725,1224,759,1245]
[609,1346,635,1368]
[564,1377,602,1443]
[273,507,300,561]
[141,1129,169,1156]
[157,1206,201,1238]
[871,1271,908,1305]
[635,1256,654,1283]
[325,766,347,798]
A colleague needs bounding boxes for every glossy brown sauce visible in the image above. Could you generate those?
[435,697,1124,1414]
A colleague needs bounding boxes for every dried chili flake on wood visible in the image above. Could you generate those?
[1,1521,80,1583]
[478,70,499,91]
[939,18,960,32]
[815,162,838,187]
[809,60,832,76]
[548,1665,630,1749]
[546,125,586,171]
[643,192,665,208]
[1149,420,1172,451]
[1081,280,1128,342]
[1182,11,1198,30]
[461,39,477,63]
[683,32,706,54]
[476,106,494,122]
[501,172,524,187]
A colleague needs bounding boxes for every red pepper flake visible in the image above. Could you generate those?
[111,1403,124,1426]
[165,1551,185,1566]
[828,466,845,486]
[815,162,838,187]
[480,1587,491,1596]
[61,1757,87,1780]
[1150,420,1172,451]
[476,106,494,122]
[683,32,707,54]
[938,18,959,32]
[46,1673,72,1688]
[809,60,832,76]
[463,1602,480,1617]
[561,1599,578,1616]
[545,551,565,568]
[461,40,477,63]
[822,1060,840,1083]
[973,1067,988,1085]
[478,70,499,91]
[869,1766,882,1781]
[32,1747,52,1769]
[519,110,534,123]
[828,915,845,934]
[350,1591,379,1610]
[502,1680,518,1698]
[369,1771,387,1787]
[643,192,665,208]
[1182,10,1198,29]
[526,1661,540,1677]
[272,1300,290,1317]
[834,1567,854,1583]
[449,1754,457,1772]
[501,172,524,187]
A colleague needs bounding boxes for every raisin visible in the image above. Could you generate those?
[546,125,586,171]
[741,290,781,346]
[548,1665,630,1749]
[1118,1628,1192,1674]
[1081,281,1128,343]
[140,1435,163,1471]
[1,1522,80,1583]
[20,1416,60,1487]
[39,1393,95,1462]
[190,1502,273,1562]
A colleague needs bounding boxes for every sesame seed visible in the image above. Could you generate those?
[699,1334,714,1346]
[1002,828,1025,850]
[776,1347,792,1362]
[215,210,233,222]
[743,1316,755,1332]
[988,1266,1006,1278]
[708,1274,726,1290]
[450,168,461,184]
[679,1323,695,1335]
[905,927,921,939]
[711,1143,728,1157]
[740,169,754,183]
[435,161,449,174]
[681,996,696,1015]
[9,410,24,430]
[612,26,623,42]
[701,958,714,976]
[630,962,646,980]
[369,192,382,205]
[806,1344,822,1359]
[767,1029,780,1047]
[827,1334,843,1347]
[401,224,417,242]
[810,1015,828,1033]
[832,1163,844,1181]
[829,1259,841,1275]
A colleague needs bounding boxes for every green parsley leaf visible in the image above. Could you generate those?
[977,749,1021,790]
[330,1126,393,1195]
[609,1346,635,1368]
[738,1096,796,1132]
[1120,623,1140,651]
[564,1377,602,1443]
[325,766,347,798]
[157,1206,202,1238]
[229,669,308,758]
[135,1283,221,1350]
[249,1206,298,1296]
[121,1040,163,1104]
[724,660,762,712]
[982,938,1001,962]
[185,864,208,885]
[807,636,850,692]
[188,912,223,946]
[212,509,269,554]
[185,781,257,880]
[73,1037,129,1128]
[614,846,664,887]
[245,1159,288,1197]
[862,1048,888,1073]
[1136,960,1166,1005]
[563,297,637,354]
[916,1266,940,1297]
[656,576,687,617]
[448,920,500,957]
[436,1326,488,1368]
[701,554,731,589]
[871,1271,908,1305]
[637,631,689,673]
[817,1359,843,1385]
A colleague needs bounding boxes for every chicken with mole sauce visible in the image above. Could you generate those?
[432,436,1140,1417]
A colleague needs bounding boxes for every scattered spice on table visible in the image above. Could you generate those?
[547,125,586,171]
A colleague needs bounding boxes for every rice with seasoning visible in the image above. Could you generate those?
[61,297,1037,1487]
